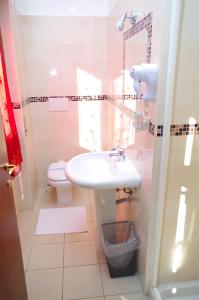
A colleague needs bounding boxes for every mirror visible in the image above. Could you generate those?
[122,13,152,110]
[124,29,148,97]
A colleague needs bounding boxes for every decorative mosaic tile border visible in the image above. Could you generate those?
[108,94,140,101]
[12,94,140,109]
[148,123,199,137]
[12,102,21,109]
[157,125,164,137]
[12,98,199,137]
[12,95,109,109]
[26,95,108,105]
[28,95,108,103]
[122,12,153,100]
[149,121,155,136]
[123,12,153,64]
[170,123,199,136]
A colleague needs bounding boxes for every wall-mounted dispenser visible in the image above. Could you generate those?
[129,64,158,101]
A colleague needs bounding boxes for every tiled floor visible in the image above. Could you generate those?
[18,187,148,300]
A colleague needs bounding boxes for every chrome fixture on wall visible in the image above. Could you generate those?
[116,11,141,31]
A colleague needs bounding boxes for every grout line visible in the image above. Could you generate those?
[25,246,31,272]
[63,263,101,269]
[66,296,105,300]
[65,238,95,243]
[62,265,64,300]
[62,234,66,300]
[62,217,67,300]
[24,245,32,273]
[26,266,64,272]
[68,297,105,300]
[64,261,99,267]
[64,230,66,243]
[33,240,65,246]
[55,291,147,300]
[30,242,64,247]
[64,240,96,245]
[25,236,34,272]
[103,292,147,298]
[98,263,105,297]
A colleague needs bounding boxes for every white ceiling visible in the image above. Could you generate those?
[108,0,118,13]
[14,0,118,16]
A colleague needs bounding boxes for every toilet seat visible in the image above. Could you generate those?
[48,169,66,181]
[48,161,68,182]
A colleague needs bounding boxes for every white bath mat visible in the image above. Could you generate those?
[35,207,87,235]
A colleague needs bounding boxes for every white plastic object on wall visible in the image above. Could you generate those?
[129,64,158,101]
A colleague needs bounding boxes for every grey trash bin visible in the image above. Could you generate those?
[101,221,139,278]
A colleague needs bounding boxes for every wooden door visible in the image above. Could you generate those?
[0,59,28,300]
[0,109,28,300]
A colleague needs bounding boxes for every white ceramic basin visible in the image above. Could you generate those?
[66,151,141,189]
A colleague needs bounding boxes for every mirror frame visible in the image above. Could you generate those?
[123,12,153,98]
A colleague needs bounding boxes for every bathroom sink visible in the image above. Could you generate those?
[65,151,141,189]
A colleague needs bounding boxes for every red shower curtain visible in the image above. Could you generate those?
[0,46,22,173]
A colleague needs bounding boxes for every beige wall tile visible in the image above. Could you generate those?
[19,15,108,97]
[183,0,199,22]
[173,67,199,123]
[178,20,199,69]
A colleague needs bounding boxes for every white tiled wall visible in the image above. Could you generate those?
[14,14,109,189]
[15,0,111,17]
[18,15,108,97]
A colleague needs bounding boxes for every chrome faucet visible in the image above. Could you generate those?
[109,146,125,161]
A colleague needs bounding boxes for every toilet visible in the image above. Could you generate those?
[48,161,72,205]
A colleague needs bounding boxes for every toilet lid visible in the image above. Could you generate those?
[48,161,68,170]
[48,161,68,181]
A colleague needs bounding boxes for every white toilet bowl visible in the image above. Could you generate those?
[48,161,72,205]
